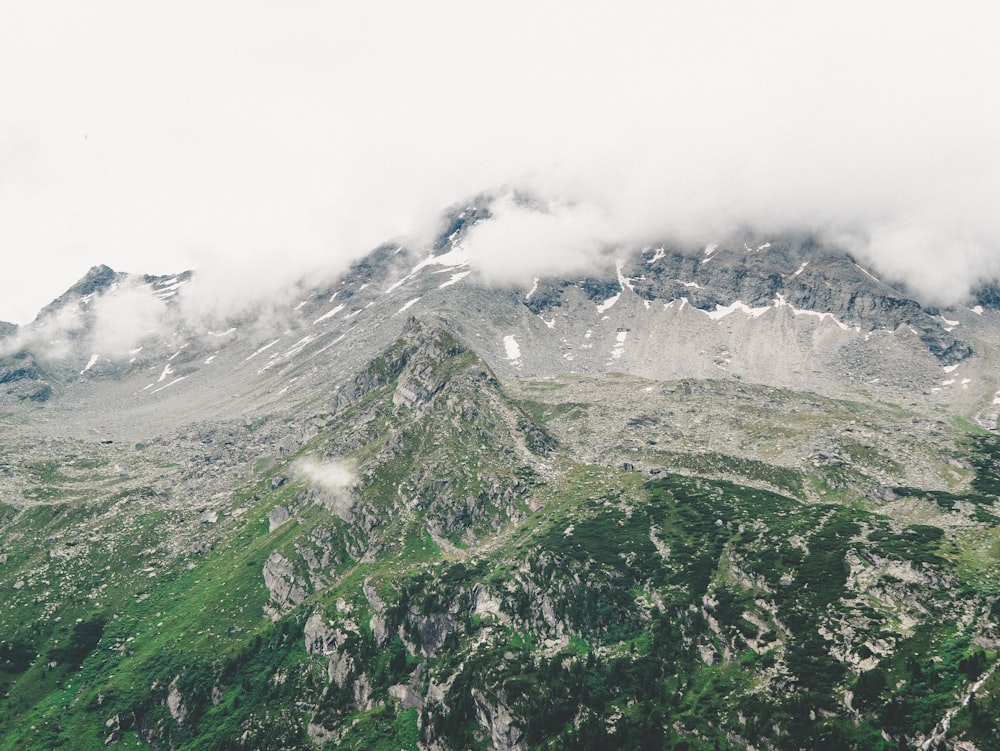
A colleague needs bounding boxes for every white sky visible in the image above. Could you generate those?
[2,2,998,323]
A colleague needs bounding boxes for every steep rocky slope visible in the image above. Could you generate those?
[0,317,997,750]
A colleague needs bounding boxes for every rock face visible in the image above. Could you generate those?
[35,264,122,321]
[166,676,187,726]
[268,505,290,532]
[473,690,526,751]
[262,550,306,614]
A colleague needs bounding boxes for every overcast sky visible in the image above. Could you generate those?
[2,2,998,323]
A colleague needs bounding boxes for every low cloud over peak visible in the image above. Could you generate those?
[1,2,997,321]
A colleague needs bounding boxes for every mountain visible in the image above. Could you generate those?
[1,199,999,750]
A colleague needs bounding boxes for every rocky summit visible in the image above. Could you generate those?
[1,199,1000,751]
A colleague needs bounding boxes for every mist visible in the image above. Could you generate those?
[1,2,997,323]
[293,458,358,522]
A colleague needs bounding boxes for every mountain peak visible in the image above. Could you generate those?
[35,264,122,322]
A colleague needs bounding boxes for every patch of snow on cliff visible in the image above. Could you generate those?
[940,315,959,332]
[439,270,471,289]
[610,330,628,359]
[774,294,855,331]
[703,301,770,321]
[597,294,620,314]
[396,298,421,315]
[525,277,539,300]
[245,339,280,362]
[616,261,635,292]
[854,263,881,283]
[503,335,522,367]
[314,304,345,324]
[152,376,186,394]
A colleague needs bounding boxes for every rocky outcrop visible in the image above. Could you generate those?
[472,690,527,751]
[332,316,465,412]
[389,683,424,710]
[268,505,290,532]
[522,238,975,366]
[408,611,455,658]
[262,550,306,615]
[35,264,121,321]
[166,676,187,726]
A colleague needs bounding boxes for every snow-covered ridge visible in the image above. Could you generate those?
[689,294,856,330]
[703,301,770,321]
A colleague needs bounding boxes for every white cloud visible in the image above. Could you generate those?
[0,300,86,360]
[294,458,356,492]
[0,1,997,321]
[461,194,617,285]
[293,457,357,521]
[87,282,169,355]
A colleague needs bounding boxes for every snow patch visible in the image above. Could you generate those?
[540,316,556,329]
[413,247,471,273]
[596,294,620,314]
[314,304,345,324]
[703,301,770,321]
[854,263,881,283]
[282,335,317,359]
[396,297,421,315]
[610,330,628,360]
[157,363,173,383]
[646,247,665,264]
[385,248,471,294]
[439,270,471,289]
[943,363,961,373]
[616,261,635,292]
[503,335,522,366]
[311,334,347,359]
[774,294,854,330]
[245,339,280,362]
[151,376,186,394]
[152,277,187,300]
[972,305,984,315]
[791,261,809,278]
[525,277,539,300]
[80,354,100,374]
[665,297,690,311]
